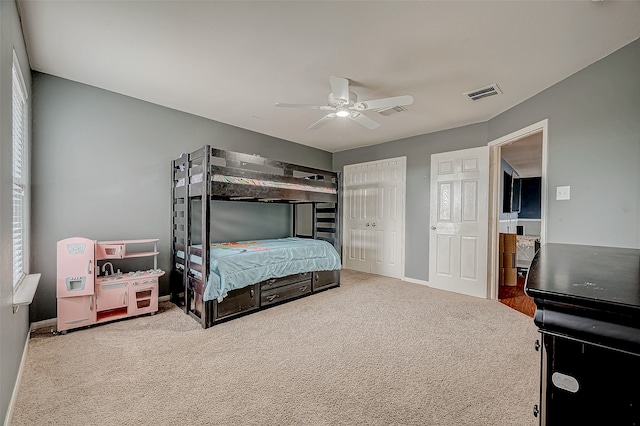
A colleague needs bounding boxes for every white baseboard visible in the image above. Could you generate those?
[403,277,429,286]
[29,318,57,332]
[4,331,30,426]
[158,295,170,302]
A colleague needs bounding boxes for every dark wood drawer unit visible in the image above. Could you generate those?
[313,270,339,291]
[525,244,640,425]
[260,272,311,291]
[261,281,311,307]
[539,334,640,425]
[215,284,259,320]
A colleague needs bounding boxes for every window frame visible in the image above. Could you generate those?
[12,49,29,289]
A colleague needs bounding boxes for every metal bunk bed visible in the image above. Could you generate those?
[171,146,341,328]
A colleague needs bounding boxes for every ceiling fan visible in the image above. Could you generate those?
[275,76,414,130]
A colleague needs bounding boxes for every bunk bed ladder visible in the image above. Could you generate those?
[313,172,340,256]
[291,172,340,258]
[171,153,189,311]
[201,146,212,328]
[313,203,340,255]
[179,145,212,328]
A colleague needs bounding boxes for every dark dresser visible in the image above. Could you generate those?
[525,243,640,425]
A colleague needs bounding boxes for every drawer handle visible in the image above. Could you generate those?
[300,286,307,292]
[267,295,278,302]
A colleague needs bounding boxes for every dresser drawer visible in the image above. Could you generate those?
[260,272,311,291]
[261,280,311,307]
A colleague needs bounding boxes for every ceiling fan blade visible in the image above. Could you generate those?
[329,76,350,103]
[308,113,336,130]
[275,103,333,111]
[353,95,414,111]
[349,112,380,130]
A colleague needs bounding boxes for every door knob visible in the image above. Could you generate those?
[366,223,370,227]
[372,223,376,227]
[431,226,436,230]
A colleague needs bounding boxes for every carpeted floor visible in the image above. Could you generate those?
[11,270,540,426]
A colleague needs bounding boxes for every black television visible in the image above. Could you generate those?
[503,171,521,213]
[511,176,521,213]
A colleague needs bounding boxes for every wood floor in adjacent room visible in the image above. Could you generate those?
[499,274,536,318]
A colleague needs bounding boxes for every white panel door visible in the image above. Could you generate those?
[343,164,377,273]
[429,147,489,298]
[343,158,405,279]
[369,160,404,278]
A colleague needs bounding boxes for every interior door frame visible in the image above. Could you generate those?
[342,157,407,279]
[487,119,548,300]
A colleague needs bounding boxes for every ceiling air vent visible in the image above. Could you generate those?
[376,105,407,116]
[464,84,502,101]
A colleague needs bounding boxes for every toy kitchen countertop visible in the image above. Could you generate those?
[97,269,165,284]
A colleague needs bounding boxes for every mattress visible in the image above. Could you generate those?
[175,174,337,194]
[178,237,341,302]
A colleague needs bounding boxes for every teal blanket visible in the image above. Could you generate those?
[185,238,341,302]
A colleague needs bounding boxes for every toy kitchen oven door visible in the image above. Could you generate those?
[57,237,96,332]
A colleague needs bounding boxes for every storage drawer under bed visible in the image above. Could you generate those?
[216,284,259,320]
[313,270,339,291]
[261,280,311,307]
[260,272,311,291]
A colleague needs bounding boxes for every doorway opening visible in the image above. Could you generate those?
[488,120,548,308]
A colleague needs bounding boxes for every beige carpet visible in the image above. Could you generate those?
[11,270,540,426]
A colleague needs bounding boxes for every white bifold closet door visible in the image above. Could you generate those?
[343,157,406,279]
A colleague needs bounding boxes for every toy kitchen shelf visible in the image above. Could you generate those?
[97,238,160,262]
[56,238,164,333]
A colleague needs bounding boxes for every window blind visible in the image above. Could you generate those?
[12,58,27,288]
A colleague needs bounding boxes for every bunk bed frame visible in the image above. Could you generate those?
[171,146,341,328]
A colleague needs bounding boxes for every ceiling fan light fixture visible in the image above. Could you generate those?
[275,76,413,130]
[336,107,350,118]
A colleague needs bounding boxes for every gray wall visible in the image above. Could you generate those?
[333,123,488,282]
[334,37,640,282]
[30,72,332,322]
[488,38,640,249]
[0,0,31,421]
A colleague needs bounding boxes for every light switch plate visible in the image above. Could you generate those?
[557,186,571,200]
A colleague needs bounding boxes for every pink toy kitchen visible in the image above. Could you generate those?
[56,238,164,333]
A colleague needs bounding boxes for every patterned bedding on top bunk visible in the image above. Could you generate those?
[176,174,337,194]
[182,237,341,302]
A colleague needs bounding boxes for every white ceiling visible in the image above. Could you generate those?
[17,1,640,153]
[501,132,543,178]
